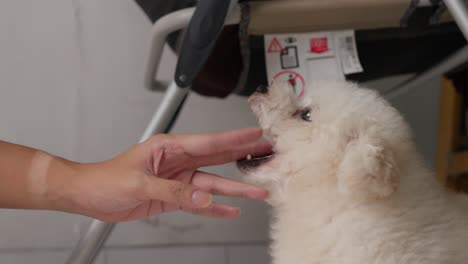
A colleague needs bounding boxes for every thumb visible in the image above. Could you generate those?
[145,177,213,208]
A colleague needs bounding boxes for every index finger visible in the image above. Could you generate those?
[176,128,263,156]
[191,171,269,200]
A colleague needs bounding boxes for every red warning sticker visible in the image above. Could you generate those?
[272,70,306,98]
[267,37,284,53]
[310,37,329,54]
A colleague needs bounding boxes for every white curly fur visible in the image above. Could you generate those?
[240,80,468,264]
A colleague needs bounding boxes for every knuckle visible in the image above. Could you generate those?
[170,183,191,204]
[207,178,219,194]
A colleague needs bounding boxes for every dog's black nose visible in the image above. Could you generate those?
[256,85,269,94]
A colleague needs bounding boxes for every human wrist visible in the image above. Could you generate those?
[41,155,82,213]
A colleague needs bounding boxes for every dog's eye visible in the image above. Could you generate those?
[301,108,312,122]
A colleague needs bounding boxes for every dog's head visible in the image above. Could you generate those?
[237,80,413,205]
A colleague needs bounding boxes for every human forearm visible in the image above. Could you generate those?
[0,141,78,211]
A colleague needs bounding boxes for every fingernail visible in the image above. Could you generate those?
[229,207,241,218]
[192,191,212,208]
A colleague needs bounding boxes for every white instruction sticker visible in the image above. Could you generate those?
[264,31,363,97]
[335,31,363,75]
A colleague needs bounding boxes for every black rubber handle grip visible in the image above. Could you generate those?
[174,0,231,88]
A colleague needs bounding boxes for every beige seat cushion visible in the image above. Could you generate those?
[248,0,459,34]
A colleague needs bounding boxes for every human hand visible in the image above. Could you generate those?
[52,128,271,222]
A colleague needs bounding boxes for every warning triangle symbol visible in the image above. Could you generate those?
[267,37,284,53]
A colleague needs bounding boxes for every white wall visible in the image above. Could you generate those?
[0,0,440,263]
[0,1,270,263]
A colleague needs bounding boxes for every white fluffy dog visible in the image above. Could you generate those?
[237,81,468,264]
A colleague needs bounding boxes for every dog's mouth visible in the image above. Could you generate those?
[236,151,275,172]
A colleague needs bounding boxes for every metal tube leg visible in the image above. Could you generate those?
[140,82,190,140]
[65,221,116,264]
[65,82,190,264]
[443,0,468,41]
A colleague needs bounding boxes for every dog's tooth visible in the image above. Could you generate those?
[247,154,252,160]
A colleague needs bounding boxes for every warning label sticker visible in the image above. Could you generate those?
[272,70,306,97]
[335,31,363,75]
[280,46,299,69]
[267,37,284,53]
[264,31,363,97]
[310,37,329,54]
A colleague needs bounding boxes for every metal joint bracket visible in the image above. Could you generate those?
[443,0,468,41]
[401,0,449,26]
[144,8,196,92]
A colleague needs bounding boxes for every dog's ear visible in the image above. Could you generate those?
[337,134,399,199]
